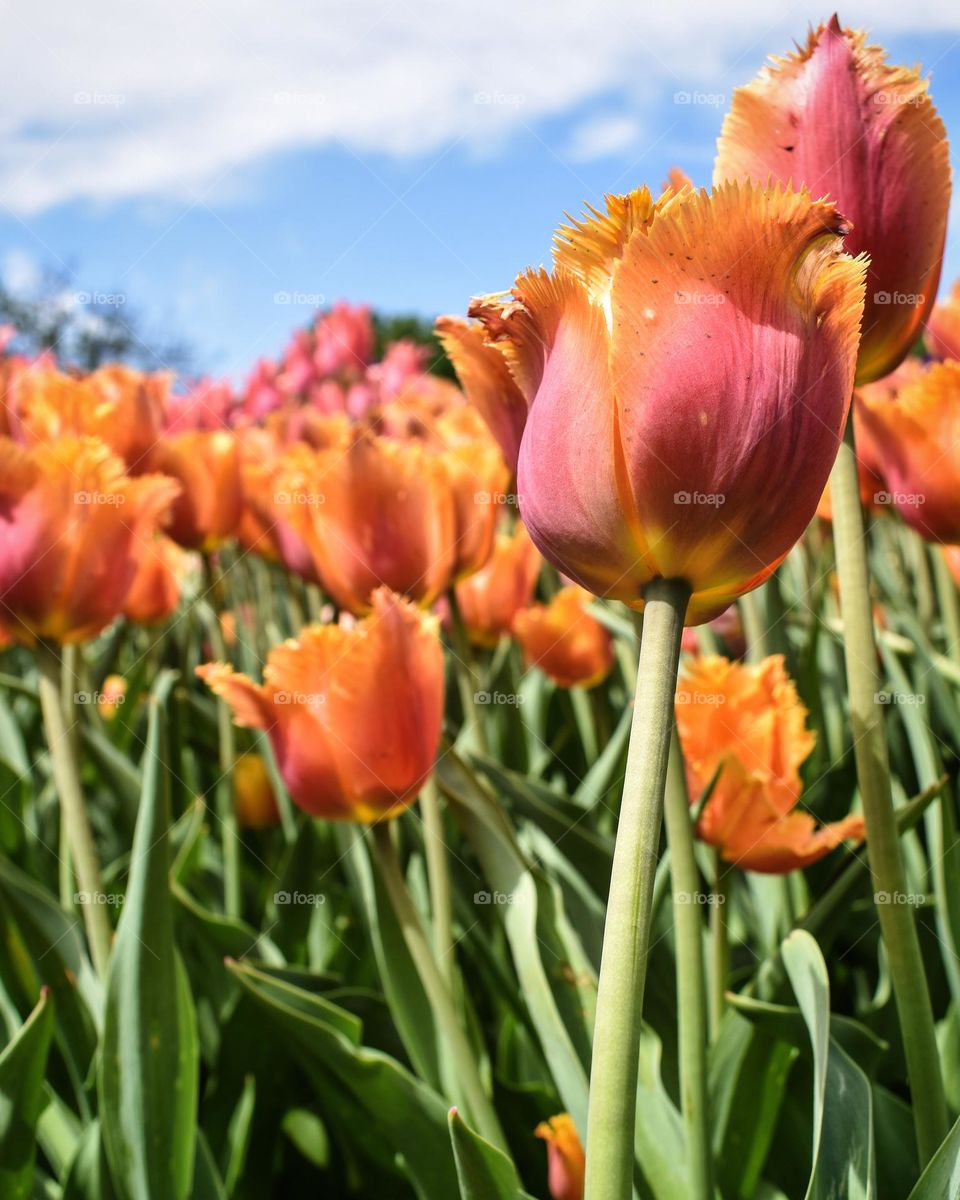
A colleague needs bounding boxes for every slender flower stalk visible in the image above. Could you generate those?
[934,549,960,667]
[36,642,112,977]
[419,775,454,991]
[663,729,713,1200]
[370,821,506,1150]
[830,417,948,1164]
[709,857,730,1040]
[584,577,690,1200]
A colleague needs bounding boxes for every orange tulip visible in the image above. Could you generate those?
[148,430,243,551]
[97,674,127,721]
[123,534,187,626]
[925,279,960,362]
[855,360,960,543]
[197,588,444,821]
[715,16,950,384]
[233,752,280,829]
[677,655,864,873]
[514,586,613,689]
[464,183,864,625]
[0,437,179,644]
[18,365,167,469]
[455,523,541,647]
[535,1114,585,1200]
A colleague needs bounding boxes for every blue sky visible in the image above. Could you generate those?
[2,1,960,383]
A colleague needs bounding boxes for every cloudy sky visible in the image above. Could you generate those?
[3,0,960,381]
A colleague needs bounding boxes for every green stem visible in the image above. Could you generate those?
[584,577,690,1200]
[906,528,935,629]
[448,593,488,755]
[370,821,506,1149]
[934,548,960,668]
[739,586,769,663]
[830,417,948,1165]
[663,729,713,1200]
[419,776,454,991]
[709,854,730,1040]
[36,643,112,978]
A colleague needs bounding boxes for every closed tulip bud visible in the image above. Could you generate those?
[97,675,127,721]
[148,430,244,551]
[197,589,443,822]
[925,280,960,362]
[233,752,280,829]
[535,1114,585,1200]
[677,655,864,872]
[468,183,864,625]
[0,437,179,644]
[123,534,187,626]
[514,586,613,689]
[455,523,541,647]
[277,432,458,613]
[855,359,960,543]
[715,16,950,384]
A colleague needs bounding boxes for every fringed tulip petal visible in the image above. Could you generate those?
[514,586,613,689]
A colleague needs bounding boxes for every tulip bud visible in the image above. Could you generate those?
[514,586,613,689]
[233,752,280,829]
[535,1114,585,1200]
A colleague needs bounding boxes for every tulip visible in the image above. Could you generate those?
[123,535,187,626]
[677,655,864,872]
[0,436,179,645]
[233,752,280,829]
[855,360,960,544]
[514,586,613,689]
[148,430,243,551]
[97,675,127,721]
[465,183,865,626]
[18,365,167,469]
[312,301,374,379]
[455,523,541,646]
[925,280,960,362]
[714,16,950,385]
[535,1114,585,1200]
[197,588,443,821]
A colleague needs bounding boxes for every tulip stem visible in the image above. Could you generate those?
[448,593,488,754]
[709,854,730,1040]
[36,642,112,978]
[419,776,455,991]
[663,728,713,1200]
[370,821,506,1150]
[739,588,769,662]
[830,416,948,1165]
[933,548,960,668]
[584,577,690,1200]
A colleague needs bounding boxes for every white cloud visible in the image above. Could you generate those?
[1,0,959,213]
[2,248,40,292]
[566,115,643,161]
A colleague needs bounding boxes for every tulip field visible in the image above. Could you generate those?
[4,14,960,1200]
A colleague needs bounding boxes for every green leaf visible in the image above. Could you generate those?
[906,1113,960,1199]
[0,987,55,1200]
[782,930,875,1200]
[228,958,459,1199]
[61,1122,118,1200]
[98,671,199,1200]
[448,1107,523,1199]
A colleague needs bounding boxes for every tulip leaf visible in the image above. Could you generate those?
[0,986,54,1200]
[99,671,199,1200]
[61,1122,118,1200]
[448,1107,525,1199]
[227,957,459,1198]
[781,930,875,1200]
[906,1113,960,1199]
